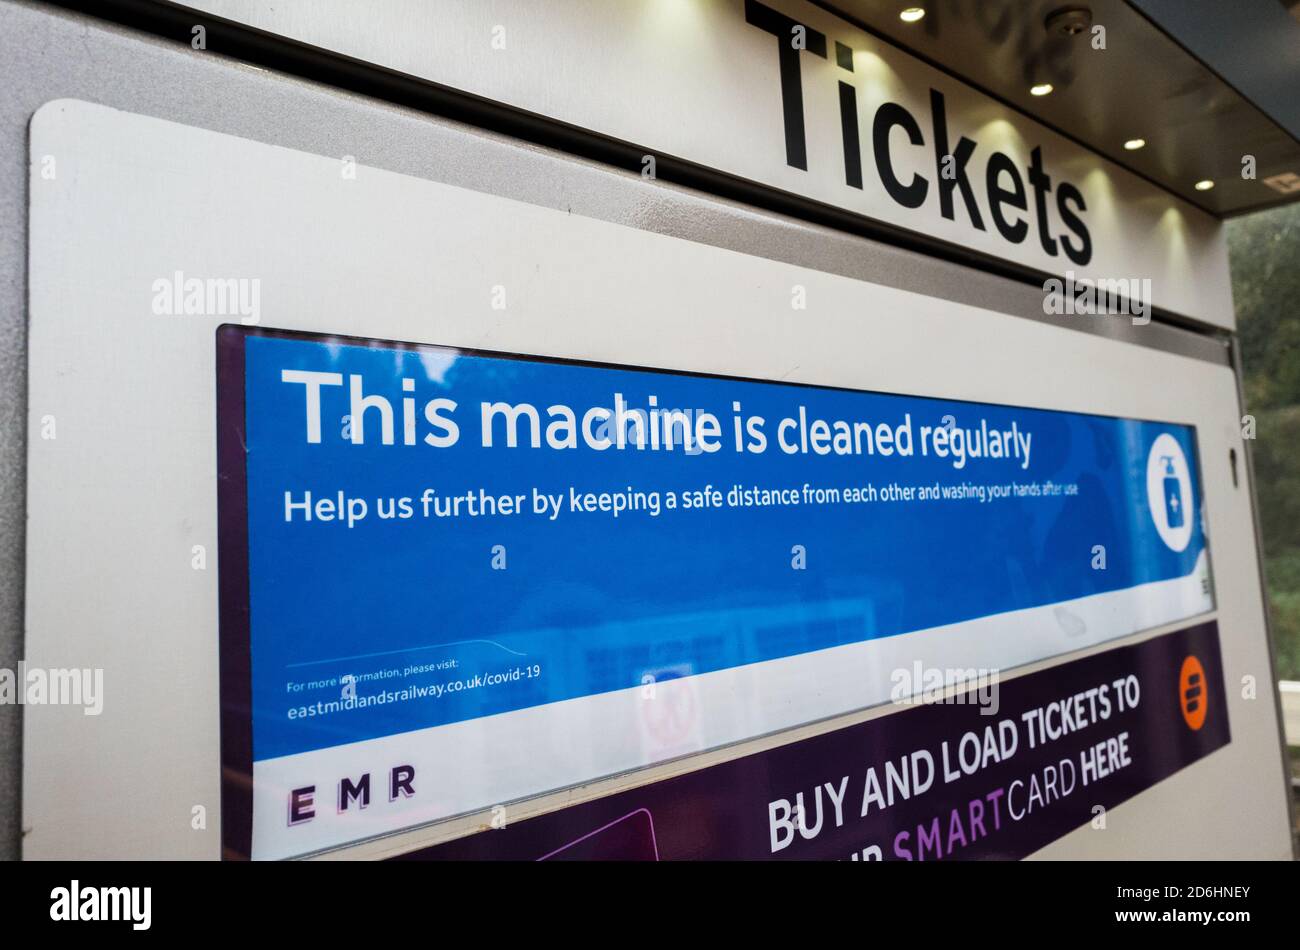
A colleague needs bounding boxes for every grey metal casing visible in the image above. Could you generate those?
[1,0,1288,860]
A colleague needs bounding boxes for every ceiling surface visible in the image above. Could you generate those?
[825,0,1300,217]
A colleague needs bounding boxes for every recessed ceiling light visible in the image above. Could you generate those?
[899,7,925,23]
[1194,179,1215,191]
[1123,138,1146,151]
[1030,83,1054,96]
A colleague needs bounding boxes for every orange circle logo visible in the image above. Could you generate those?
[1179,655,1207,731]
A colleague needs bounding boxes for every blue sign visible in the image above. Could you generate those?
[216,326,1211,856]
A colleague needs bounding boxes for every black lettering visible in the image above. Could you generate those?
[1027,146,1058,256]
[339,773,371,812]
[930,89,984,229]
[872,102,928,208]
[745,0,827,171]
[1056,182,1091,264]
[834,40,854,71]
[985,151,1028,243]
[390,764,416,801]
[289,786,315,825]
[839,82,863,189]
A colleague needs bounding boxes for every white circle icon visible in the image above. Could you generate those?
[1146,433,1193,552]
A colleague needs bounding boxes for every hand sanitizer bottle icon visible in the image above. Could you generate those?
[1161,456,1184,529]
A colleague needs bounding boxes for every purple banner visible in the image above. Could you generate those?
[397,621,1228,860]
